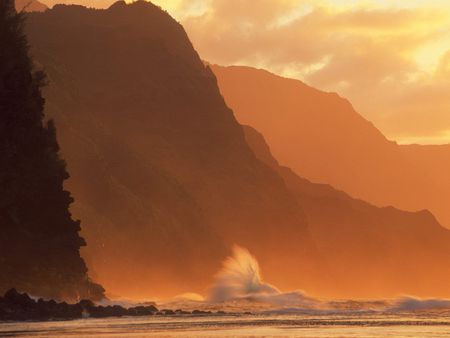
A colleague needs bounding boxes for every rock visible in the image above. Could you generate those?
[128,305,157,316]
[0,289,163,321]
[79,299,95,309]
[175,309,190,315]
[192,310,211,315]
[161,309,175,315]
[3,289,34,308]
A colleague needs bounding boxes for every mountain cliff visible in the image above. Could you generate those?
[211,65,450,229]
[244,125,450,297]
[0,0,102,301]
[25,1,320,299]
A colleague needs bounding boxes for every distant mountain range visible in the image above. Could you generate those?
[244,125,450,297]
[21,1,450,298]
[212,65,450,230]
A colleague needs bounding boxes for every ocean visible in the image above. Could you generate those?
[1,311,450,337]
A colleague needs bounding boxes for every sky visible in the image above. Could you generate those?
[38,0,450,145]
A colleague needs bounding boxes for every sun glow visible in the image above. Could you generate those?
[149,0,450,144]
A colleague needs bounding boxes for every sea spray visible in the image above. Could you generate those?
[151,245,450,314]
[208,245,317,308]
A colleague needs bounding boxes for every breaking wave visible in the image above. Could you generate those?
[390,297,450,311]
[102,245,450,315]
[207,245,317,308]
[203,245,450,314]
[101,245,450,316]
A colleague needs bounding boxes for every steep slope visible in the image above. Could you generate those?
[244,125,450,298]
[0,0,102,301]
[211,65,449,229]
[15,0,47,12]
[25,1,320,299]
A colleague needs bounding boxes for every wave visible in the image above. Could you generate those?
[390,297,450,311]
[205,245,450,314]
[110,245,450,315]
[207,245,317,308]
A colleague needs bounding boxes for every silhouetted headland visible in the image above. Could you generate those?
[0,0,104,301]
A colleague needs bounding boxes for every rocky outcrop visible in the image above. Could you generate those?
[0,289,159,321]
[0,289,241,321]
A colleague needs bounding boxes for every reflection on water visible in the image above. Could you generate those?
[1,312,450,337]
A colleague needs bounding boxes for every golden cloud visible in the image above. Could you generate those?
[171,0,450,144]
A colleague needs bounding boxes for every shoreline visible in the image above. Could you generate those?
[0,289,237,322]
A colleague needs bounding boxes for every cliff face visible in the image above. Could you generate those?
[212,65,450,229]
[25,1,319,299]
[0,0,102,301]
[244,125,450,298]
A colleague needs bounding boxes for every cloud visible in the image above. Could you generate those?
[170,0,450,144]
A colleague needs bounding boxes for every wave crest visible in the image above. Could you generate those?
[208,245,316,307]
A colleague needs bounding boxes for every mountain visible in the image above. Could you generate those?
[25,1,320,299]
[211,65,450,229]
[15,0,47,12]
[23,0,450,299]
[0,0,102,301]
[243,125,450,298]
[400,143,450,192]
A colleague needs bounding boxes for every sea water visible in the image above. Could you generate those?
[1,311,449,337]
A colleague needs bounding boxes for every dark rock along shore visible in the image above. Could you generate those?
[0,289,158,321]
[0,289,222,322]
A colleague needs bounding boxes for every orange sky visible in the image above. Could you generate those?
[39,0,450,145]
